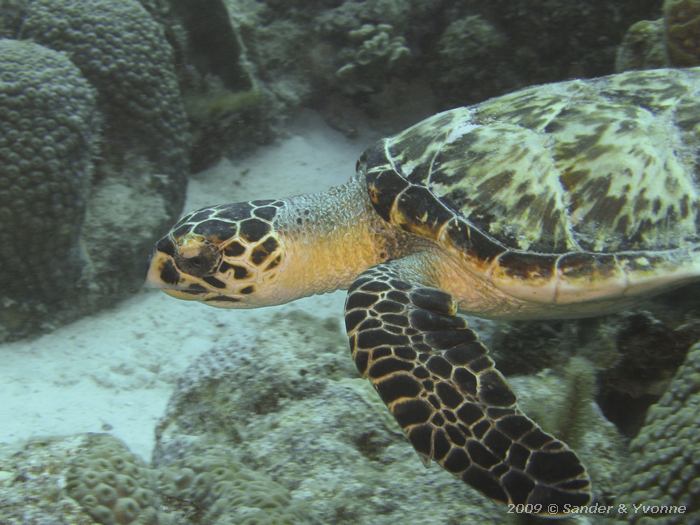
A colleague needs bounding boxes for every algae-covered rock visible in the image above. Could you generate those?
[615,19,669,71]
[157,443,312,524]
[154,308,522,524]
[154,309,354,447]
[144,0,275,170]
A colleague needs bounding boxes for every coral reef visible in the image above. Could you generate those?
[487,283,700,439]
[332,23,411,95]
[664,0,700,65]
[65,434,164,525]
[429,1,660,107]
[230,0,661,122]
[0,436,97,524]
[154,308,506,524]
[617,341,700,524]
[158,444,312,524]
[616,0,700,72]
[0,0,288,340]
[0,0,195,341]
[233,0,440,123]
[0,38,99,336]
[151,0,274,171]
[146,308,627,522]
[511,359,625,510]
[615,19,669,71]
[0,431,312,524]
[431,14,513,106]
[22,0,190,206]
[0,434,184,525]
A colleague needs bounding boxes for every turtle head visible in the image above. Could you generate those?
[146,200,287,308]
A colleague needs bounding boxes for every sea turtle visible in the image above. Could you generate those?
[147,67,700,513]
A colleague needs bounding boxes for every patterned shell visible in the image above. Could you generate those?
[366,68,700,256]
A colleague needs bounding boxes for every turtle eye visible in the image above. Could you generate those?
[175,245,220,277]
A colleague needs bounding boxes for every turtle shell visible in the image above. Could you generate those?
[361,68,700,304]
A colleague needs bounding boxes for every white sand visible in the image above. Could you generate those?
[0,111,374,461]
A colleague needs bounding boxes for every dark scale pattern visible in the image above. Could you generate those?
[265,255,282,270]
[365,167,409,222]
[151,198,285,305]
[365,165,510,265]
[497,251,556,280]
[253,206,277,220]
[345,262,591,510]
[215,202,255,221]
[240,219,271,243]
[224,242,246,257]
[192,219,238,241]
[250,236,279,265]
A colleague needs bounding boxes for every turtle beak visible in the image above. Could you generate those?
[145,249,182,290]
[145,250,168,289]
[145,249,217,301]
[160,288,209,301]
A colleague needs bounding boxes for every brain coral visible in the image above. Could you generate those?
[21,0,190,210]
[618,341,700,523]
[66,434,164,525]
[0,0,195,341]
[0,38,99,304]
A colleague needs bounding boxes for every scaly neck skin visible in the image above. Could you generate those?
[275,174,409,300]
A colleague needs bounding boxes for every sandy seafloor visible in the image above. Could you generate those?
[0,111,376,462]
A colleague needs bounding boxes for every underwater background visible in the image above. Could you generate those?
[1,0,699,524]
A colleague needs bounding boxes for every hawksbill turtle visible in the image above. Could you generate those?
[147,67,700,513]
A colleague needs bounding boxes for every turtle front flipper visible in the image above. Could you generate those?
[344,257,591,511]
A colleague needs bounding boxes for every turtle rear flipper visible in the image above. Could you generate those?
[344,257,592,510]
